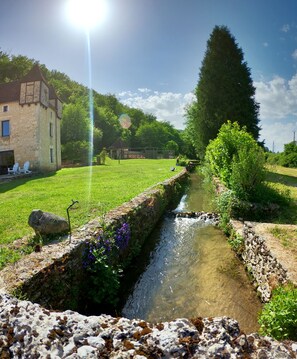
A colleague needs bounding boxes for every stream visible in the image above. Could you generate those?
[121,174,262,333]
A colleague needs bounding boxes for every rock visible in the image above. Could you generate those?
[28,209,69,235]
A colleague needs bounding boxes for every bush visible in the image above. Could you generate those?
[281,141,297,167]
[258,284,297,340]
[83,222,131,307]
[176,155,188,166]
[205,121,265,200]
[265,152,281,166]
[62,140,91,164]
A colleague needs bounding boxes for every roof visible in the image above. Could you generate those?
[0,81,20,103]
[0,65,55,104]
[21,64,48,84]
[109,138,129,149]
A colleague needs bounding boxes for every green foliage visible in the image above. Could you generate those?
[98,147,108,165]
[0,247,21,270]
[0,51,188,157]
[186,25,260,154]
[205,122,265,200]
[265,152,282,166]
[61,103,90,144]
[62,141,91,164]
[280,142,297,168]
[227,232,244,254]
[259,284,297,340]
[176,155,188,166]
[215,189,237,233]
[83,222,130,306]
[165,140,179,155]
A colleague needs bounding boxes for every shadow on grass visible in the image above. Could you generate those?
[232,183,297,225]
[266,171,297,188]
[0,171,57,194]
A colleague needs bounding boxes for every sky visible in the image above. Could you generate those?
[1,0,297,152]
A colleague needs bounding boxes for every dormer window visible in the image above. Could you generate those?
[2,105,8,112]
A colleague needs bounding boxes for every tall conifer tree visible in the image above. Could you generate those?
[186,25,260,155]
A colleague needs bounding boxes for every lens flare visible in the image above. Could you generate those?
[119,114,132,129]
[66,0,108,30]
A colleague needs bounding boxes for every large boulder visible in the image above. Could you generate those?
[28,209,69,236]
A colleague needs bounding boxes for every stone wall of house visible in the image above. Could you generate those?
[0,100,61,172]
[231,220,289,302]
[38,105,61,172]
[0,101,39,169]
[0,169,188,311]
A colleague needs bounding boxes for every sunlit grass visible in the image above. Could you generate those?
[270,226,297,259]
[0,159,182,246]
[264,165,297,224]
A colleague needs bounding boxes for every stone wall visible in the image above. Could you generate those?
[1,293,296,358]
[0,169,188,311]
[231,220,289,302]
[0,100,61,172]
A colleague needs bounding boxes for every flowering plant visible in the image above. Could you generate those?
[83,222,131,306]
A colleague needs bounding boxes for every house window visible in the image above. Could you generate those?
[2,105,8,112]
[49,122,53,137]
[50,148,54,163]
[1,120,10,137]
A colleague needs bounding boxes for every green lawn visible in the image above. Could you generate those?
[265,165,297,224]
[0,159,182,246]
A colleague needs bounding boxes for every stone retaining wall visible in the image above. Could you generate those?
[231,220,289,302]
[1,293,296,358]
[0,169,188,311]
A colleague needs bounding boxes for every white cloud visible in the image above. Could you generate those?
[138,88,151,93]
[117,90,195,129]
[255,74,297,120]
[255,73,297,151]
[281,24,290,33]
[260,121,297,152]
[292,49,297,60]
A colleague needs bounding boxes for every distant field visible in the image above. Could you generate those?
[0,159,182,246]
[265,165,297,224]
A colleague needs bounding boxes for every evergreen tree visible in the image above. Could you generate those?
[186,25,260,156]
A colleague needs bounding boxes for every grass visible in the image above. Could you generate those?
[270,226,297,259]
[0,159,182,248]
[262,165,297,224]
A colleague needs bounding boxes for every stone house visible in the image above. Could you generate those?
[0,65,62,174]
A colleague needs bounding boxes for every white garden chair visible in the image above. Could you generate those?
[19,161,32,174]
[8,163,19,175]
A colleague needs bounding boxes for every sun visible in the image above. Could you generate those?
[66,0,108,30]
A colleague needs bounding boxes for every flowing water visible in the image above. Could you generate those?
[122,174,262,333]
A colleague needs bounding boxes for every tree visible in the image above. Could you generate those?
[186,25,260,156]
[61,103,90,144]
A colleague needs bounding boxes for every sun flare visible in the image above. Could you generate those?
[66,0,108,30]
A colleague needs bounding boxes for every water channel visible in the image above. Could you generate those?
[121,173,262,333]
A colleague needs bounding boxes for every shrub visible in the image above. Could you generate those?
[215,189,238,233]
[62,140,91,164]
[205,121,266,200]
[176,155,188,166]
[258,284,297,340]
[83,222,131,306]
[279,142,297,168]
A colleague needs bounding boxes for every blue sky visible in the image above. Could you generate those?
[1,0,297,151]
